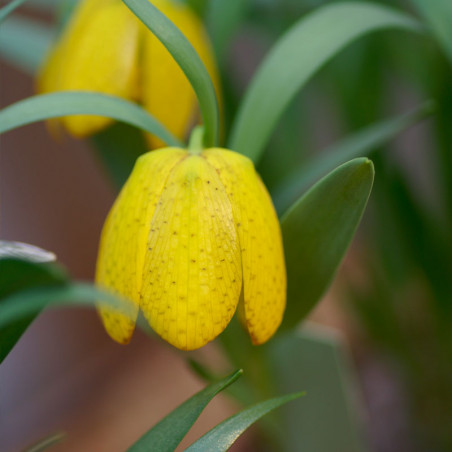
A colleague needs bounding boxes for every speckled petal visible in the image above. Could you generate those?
[140,0,220,148]
[96,148,186,344]
[203,148,286,344]
[38,0,139,137]
[140,154,241,350]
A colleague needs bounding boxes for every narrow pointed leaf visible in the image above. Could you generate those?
[0,92,182,146]
[23,432,66,452]
[127,370,242,452]
[0,258,67,363]
[281,158,374,329]
[229,2,422,162]
[0,16,53,74]
[411,0,452,64]
[273,102,433,214]
[185,391,304,452]
[0,240,56,263]
[122,0,219,147]
[0,0,28,24]
[0,282,133,331]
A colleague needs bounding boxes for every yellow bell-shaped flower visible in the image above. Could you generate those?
[96,147,286,350]
[38,0,219,146]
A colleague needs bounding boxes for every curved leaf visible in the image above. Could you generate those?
[411,0,452,64]
[23,432,66,452]
[273,101,434,215]
[229,2,423,162]
[281,158,374,330]
[122,0,219,147]
[0,91,182,146]
[0,258,67,363]
[127,370,242,452]
[0,282,133,330]
[0,240,56,263]
[185,391,304,452]
[0,0,28,24]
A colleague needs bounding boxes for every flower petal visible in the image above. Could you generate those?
[140,0,220,148]
[203,149,286,344]
[96,148,186,344]
[140,155,241,350]
[39,0,140,137]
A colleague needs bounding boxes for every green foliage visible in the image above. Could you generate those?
[127,370,242,452]
[0,92,182,146]
[411,0,452,64]
[122,0,219,147]
[0,0,29,24]
[266,329,366,452]
[281,158,374,329]
[0,282,132,333]
[229,1,423,163]
[0,257,67,363]
[185,391,304,451]
[22,432,66,452]
[273,102,433,215]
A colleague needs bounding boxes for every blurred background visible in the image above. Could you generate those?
[1,0,452,451]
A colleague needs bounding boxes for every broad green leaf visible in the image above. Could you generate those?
[127,370,242,452]
[23,432,66,452]
[273,102,434,215]
[266,328,366,452]
[0,258,68,363]
[0,282,133,330]
[0,0,28,24]
[91,122,149,188]
[0,91,182,147]
[185,391,304,452]
[0,16,53,74]
[281,158,374,329]
[207,0,250,63]
[229,2,422,163]
[411,0,452,64]
[0,240,56,263]
[122,0,219,147]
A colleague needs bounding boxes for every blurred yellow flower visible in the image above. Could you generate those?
[38,0,219,147]
[96,147,286,350]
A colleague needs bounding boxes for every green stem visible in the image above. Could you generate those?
[188,125,205,154]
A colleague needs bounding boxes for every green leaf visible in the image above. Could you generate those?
[0,16,53,74]
[0,258,68,363]
[0,282,133,331]
[0,91,182,147]
[122,0,219,147]
[229,2,422,163]
[281,158,374,329]
[23,432,66,452]
[91,122,149,188]
[185,391,304,452]
[0,0,28,24]
[0,240,56,263]
[273,101,434,215]
[127,370,243,452]
[411,0,452,64]
[266,328,367,452]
